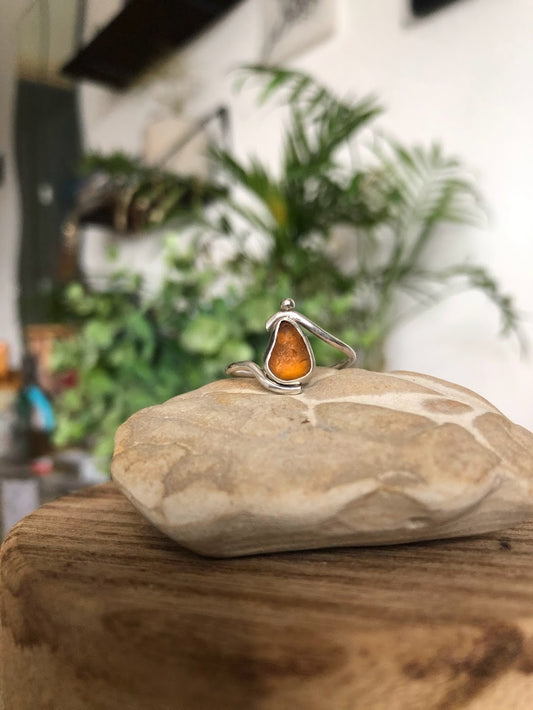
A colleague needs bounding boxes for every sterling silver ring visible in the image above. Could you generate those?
[225,298,357,394]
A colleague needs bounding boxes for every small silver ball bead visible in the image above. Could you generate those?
[280,298,295,311]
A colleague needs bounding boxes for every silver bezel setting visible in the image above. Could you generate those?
[263,317,315,385]
[226,299,357,394]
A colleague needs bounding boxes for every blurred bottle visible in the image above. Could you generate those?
[15,353,55,471]
[0,342,19,460]
[0,341,8,380]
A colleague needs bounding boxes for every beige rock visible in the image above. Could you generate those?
[111,368,533,557]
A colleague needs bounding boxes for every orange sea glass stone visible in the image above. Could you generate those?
[267,321,312,381]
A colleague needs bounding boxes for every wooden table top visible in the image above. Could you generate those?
[1,482,533,710]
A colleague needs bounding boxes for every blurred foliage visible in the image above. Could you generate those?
[50,244,291,463]
[52,66,521,467]
[75,151,226,233]
[209,66,520,362]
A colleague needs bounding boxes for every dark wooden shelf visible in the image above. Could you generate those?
[62,0,242,89]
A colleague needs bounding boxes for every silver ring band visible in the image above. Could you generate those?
[226,298,357,394]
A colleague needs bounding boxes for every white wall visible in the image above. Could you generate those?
[0,0,32,368]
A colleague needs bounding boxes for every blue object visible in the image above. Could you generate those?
[24,385,55,432]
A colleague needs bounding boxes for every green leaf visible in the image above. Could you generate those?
[84,320,117,349]
[53,416,87,447]
[81,370,116,397]
[108,342,138,368]
[124,311,155,359]
[58,388,84,412]
[64,282,84,305]
[219,340,254,363]
[181,315,230,355]
[240,297,272,333]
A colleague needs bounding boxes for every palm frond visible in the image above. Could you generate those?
[208,66,522,360]
[398,264,524,347]
[370,137,486,283]
[440,264,522,339]
[287,97,381,178]
[236,65,334,114]
[210,147,285,219]
[237,64,381,177]
[374,138,484,229]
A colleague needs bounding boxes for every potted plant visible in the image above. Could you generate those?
[52,66,520,466]
[207,66,520,370]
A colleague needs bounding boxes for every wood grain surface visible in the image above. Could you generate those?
[1,483,533,710]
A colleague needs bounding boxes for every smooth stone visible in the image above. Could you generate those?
[266,321,312,381]
[111,368,533,557]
